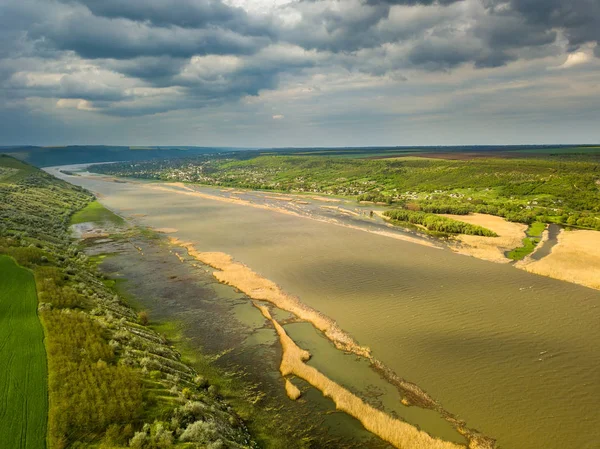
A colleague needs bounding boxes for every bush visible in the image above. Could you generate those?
[138,311,149,325]
[180,420,219,444]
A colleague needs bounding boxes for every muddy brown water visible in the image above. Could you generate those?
[90,237,390,448]
[50,166,600,449]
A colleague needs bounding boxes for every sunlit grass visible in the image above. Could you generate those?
[70,200,124,225]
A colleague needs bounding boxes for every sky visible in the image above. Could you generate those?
[0,0,599,147]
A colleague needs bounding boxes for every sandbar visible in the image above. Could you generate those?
[311,196,341,203]
[153,227,178,234]
[151,183,440,249]
[517,229,600,290]
[254,303,465,449]
[440,214,527,263]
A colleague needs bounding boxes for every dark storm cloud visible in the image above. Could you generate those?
[56,0,276,37]
[407,39,480,70]
[364,0,463,5]
[484,0,600,52]
[106,57,189,86]
[282,2,391,52]
[1,0,599,122]
[29,12,267,60]
[60,0,243,29]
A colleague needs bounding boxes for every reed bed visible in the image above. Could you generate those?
[284,379,302,400]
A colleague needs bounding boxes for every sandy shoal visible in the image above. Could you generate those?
[440,214,527,263]
[153,227,178,234]
[320,205,361,217]
[150,183,440,249]
[311,196,341,202]
[517,229,600,290]
[169,238,371,357]
[253,303,466,449]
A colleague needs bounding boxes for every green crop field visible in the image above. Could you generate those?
[0,255,47,449]
[70,200,124,225]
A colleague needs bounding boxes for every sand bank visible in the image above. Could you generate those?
[320,205,361,217]
[153,227,178,234]
[254,303,464,449]
[169,238,370,357]
[311,196,341,202]
[517,229,600,290]
[153,183,305,219]
[152,183,440,249]
[265,195,294,201]
[440,214,527,263]
[284,379,302,400]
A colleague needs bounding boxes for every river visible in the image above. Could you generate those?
[48,166,600,449]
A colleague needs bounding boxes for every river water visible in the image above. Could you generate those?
[50,167,600,449]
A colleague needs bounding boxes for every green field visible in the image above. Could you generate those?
[70,200,124,225]
[0,255,47,449]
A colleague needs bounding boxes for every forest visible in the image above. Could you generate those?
[0,155,256,448]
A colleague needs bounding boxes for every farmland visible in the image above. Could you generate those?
[0,255,47,449]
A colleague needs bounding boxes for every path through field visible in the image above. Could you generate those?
[0,255,47,449]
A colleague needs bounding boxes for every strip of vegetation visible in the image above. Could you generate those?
[0,155,256,448]
[506,222,546,261]
[383,210,498,237]
[0,255,48,449]
[70,200,124,225]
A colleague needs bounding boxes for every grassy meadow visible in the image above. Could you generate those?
[70,200,124,225]
[506,221,547,261]
[0,255,47,449]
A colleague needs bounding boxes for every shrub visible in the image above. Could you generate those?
[138,311,149,325]
[180,420,219,444]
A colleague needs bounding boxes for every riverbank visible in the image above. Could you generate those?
[440,213,528,263]
[517,229,600,290]
[90,225,404,449]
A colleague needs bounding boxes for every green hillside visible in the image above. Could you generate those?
[0,155,257,448]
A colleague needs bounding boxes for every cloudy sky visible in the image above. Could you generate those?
[1,0,599,147]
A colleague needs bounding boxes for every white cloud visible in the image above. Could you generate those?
[558,50,592,69]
